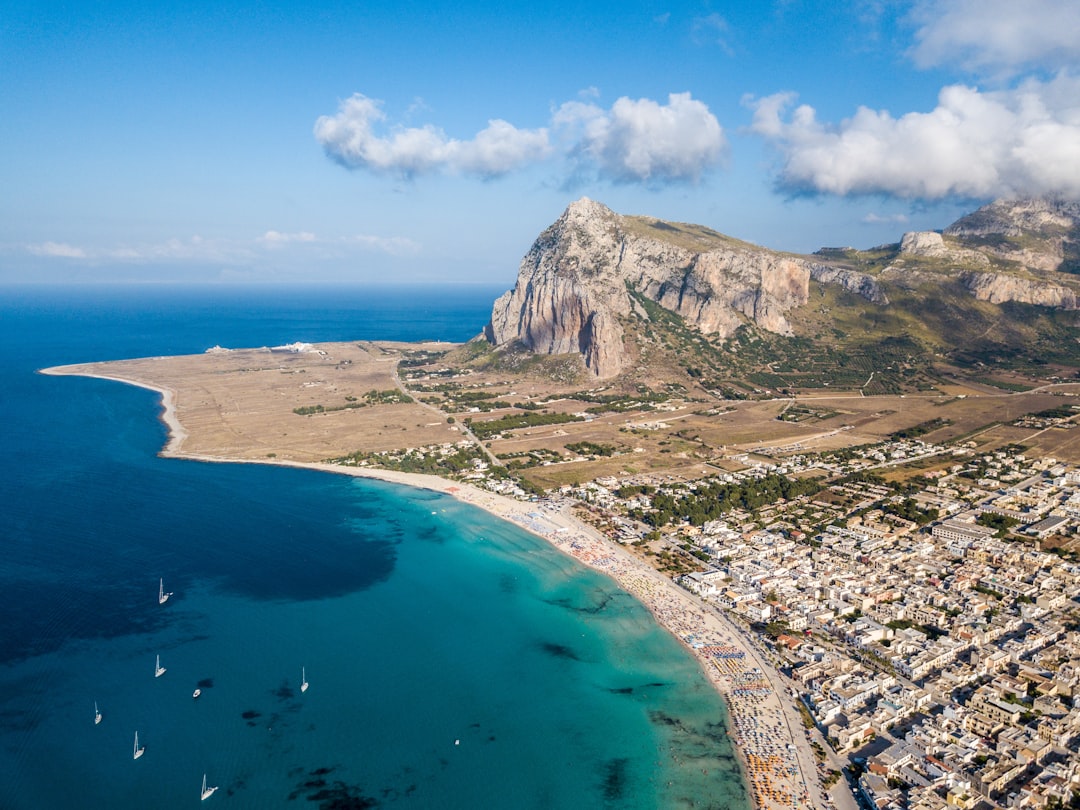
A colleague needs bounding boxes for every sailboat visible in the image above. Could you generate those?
[300,666,309,693]
[155,654,166,678]
[133,731,145,760]
[200,773,218,801]
[158,578,172,605]
[94,701,102,725]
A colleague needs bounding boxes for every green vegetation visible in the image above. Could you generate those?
[882,497,939,525]
[496,447,563,469]
[763,620,790,639]
[467,411,585,440]
[627,285,948,394]
[1030,406,1076,420]
[365,388,413,405]
[889,418,952,440]
[449,337,585,383]
[293,388,413,415]
[548,385,671,413]
[778,405,839,423]
[969,376,1034,392]
[977,512,1020,533]
[397,348,449,368]
[331,444,486,476]
[628,473,822,527]
[973,583,1005,600]
[565,441,617,457]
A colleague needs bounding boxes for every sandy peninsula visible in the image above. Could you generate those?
[42,342,834,810]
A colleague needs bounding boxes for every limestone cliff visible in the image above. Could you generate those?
[485,198,885,378]
[960,272,1080,309]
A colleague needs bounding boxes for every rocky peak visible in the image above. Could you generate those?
[562,196,617,226]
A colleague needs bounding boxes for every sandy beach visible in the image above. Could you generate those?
[42,366,824,810]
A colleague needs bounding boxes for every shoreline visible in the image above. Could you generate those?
[42,363,821,810]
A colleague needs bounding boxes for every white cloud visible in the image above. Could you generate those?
[748,73,1080,199]
[452,119,552,177]
[313,94,551,178]
[338,234,421,256]
[28,241,87,258]
[691,13,735,55]
[258,230,317,247]
[24,231,419,263]
[315,91,726,185]
[862,212,909,225]
[909,0,1080,75]
[554,92,726,183]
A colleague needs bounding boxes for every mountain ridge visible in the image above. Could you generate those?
[484,197,1080,383]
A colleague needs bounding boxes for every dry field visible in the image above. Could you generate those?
[46,341,460,463]
[44,341,1080,481]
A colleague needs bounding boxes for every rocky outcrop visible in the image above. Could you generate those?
[485,198,885,377]
[898,230,990,267]
[960,272,1080,309]
[807,264,890,304]
[900,231,947,256]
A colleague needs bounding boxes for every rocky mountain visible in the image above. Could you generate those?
[485,198,886,377]
[483,196,1080,381]
[944,197,1080,273]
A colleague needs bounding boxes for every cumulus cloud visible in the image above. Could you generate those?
[314,94,550,178]
[555,92,726,183]
[315,91,725,185]
[747,72,1080,199]
[909,0,1080,75]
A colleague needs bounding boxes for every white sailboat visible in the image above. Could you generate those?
[158,578,172,605]
[300,666,309,693]
[155,654,166,678]
[133,731,145,760]
[200,773,218,801]
[94,701,102,725]
[193,687,202,699]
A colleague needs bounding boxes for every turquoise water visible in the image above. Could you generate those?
[0,285,748,809]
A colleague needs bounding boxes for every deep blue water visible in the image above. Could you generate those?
[0,285,747,809]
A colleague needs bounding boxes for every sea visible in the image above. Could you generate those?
[0,284,749,810]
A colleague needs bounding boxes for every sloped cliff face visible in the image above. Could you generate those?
[485,198,885,378]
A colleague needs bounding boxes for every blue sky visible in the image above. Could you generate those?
[3,0,1079,285]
